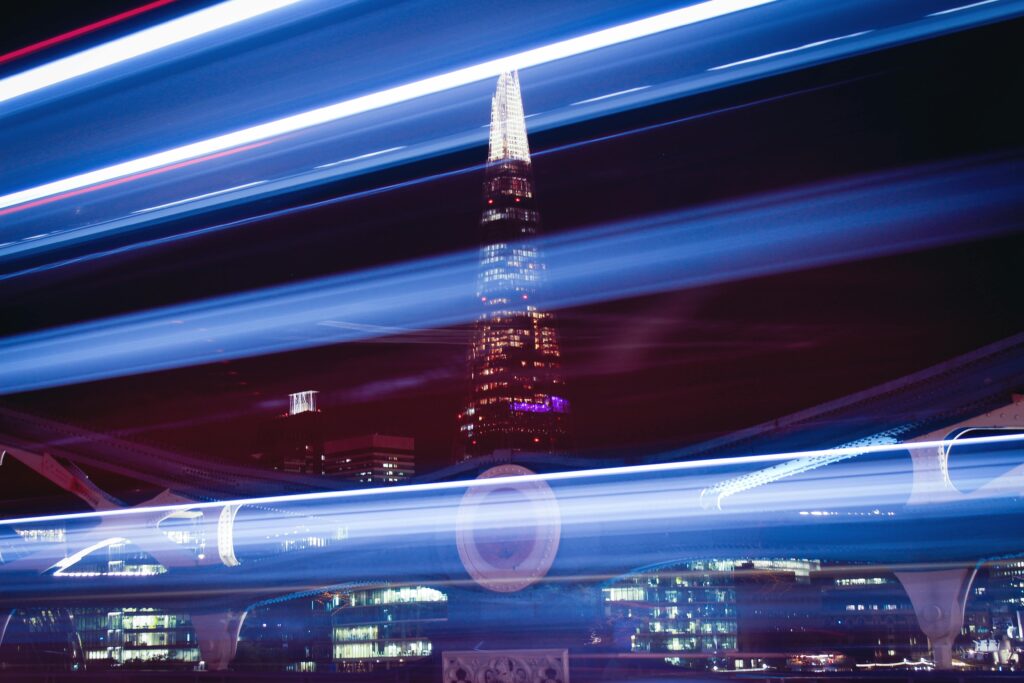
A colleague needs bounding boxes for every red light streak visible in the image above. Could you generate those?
[0,0,179,67]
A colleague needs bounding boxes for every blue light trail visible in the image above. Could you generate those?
[0,0,306,106]
[0,153,1019,393]
[0,0,774,213]
[2,0,1021,263]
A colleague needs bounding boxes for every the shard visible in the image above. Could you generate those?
[457,71,570,459]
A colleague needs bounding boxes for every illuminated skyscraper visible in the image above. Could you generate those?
[457,71,569,459]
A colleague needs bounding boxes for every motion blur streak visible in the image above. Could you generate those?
[708,31,872,70]
[0,0,304,106]
[0,154,1019,393]
[0,0,773,211]
[0,140,270,217]
[1,433,1021,527]
[0,0,179,66]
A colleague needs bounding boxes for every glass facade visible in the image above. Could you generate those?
[331,585,447,672]
[458,71,570,458]
[601,559,821,670]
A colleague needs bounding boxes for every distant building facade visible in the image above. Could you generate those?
[265,391,326,475]
[323,434,415,485]
[332,585,448,672]
[600,558,821,670]
[263,392,414,484]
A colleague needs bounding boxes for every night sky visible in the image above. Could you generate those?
[1,10,1022,504]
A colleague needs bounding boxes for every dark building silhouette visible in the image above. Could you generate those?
[457,71,569,460]
[323,434,415,485]
[265,390,325,474]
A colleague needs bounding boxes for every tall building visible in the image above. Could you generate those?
[457,71,569,459]
[265,391,325,474]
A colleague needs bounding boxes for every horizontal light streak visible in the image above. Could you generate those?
[131,181,267,214]
[315,146,406,169]
[0,140,271,218]
[0,0,304,106]
[1,433,1023,528]
[570,86,650,105]
[0,0,774,212]
[0,154,1019,393]
[709,31,872,70]
[928,0,999,17]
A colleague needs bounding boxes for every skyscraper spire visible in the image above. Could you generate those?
[487,70,531,163]
[457,72,569,460]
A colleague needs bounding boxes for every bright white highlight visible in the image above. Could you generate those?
[709,30,872,70]
[315,146,406,169]
[288,390,319,415]
[131,181,266,214]
[928,0,999,16]
[571,86,650,106]
[217,504,242,567]
[49,537,129,576]
[2,432,1022,528]
[0,0,304,106]
[0,0,774,211]
[488,70,531,162]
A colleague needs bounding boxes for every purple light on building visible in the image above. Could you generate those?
[511,396,569,414]
[512,401,550,413]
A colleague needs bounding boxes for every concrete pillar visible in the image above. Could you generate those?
[895,566,976,670]
[191,609,247,671]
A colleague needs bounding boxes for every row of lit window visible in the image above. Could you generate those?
[485,176,533,198]
[481,207,538,223]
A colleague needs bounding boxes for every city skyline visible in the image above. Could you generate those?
[1,18,1022,490]
[1,3,1023,676]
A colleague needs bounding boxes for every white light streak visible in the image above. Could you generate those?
[709,30,872,71]
[928,0,998,16]
[315,146,406,169]
[0,0,774,212]
[0,0,304,106]
[131,181,266,214]
[1,432,1022,528]
[571,86,650,106]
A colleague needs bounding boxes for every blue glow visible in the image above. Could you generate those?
[1,432,1022,528]
[0,154,1019,393]
[0,0,774,212]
